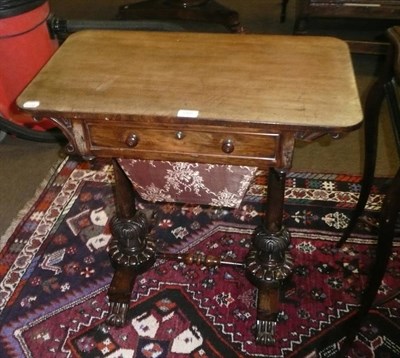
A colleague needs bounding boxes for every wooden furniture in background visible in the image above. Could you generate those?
[17,29,362,345]
[293,0,400,54]
[117,0,243,33]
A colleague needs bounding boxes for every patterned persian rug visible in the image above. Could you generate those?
[0,158,399,358]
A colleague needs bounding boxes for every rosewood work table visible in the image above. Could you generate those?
[17,30,362,345]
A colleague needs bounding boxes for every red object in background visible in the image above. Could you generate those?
[0,1,58,131]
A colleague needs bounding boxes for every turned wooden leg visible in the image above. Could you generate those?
[107,159,156,326]
[245,168,293,345]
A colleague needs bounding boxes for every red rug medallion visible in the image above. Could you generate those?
[0,159,399,357]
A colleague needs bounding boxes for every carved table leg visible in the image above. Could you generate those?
[107,159,156,326]
[245,168,293,345]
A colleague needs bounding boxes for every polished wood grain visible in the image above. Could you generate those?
[86,121,281,167]
[18,30,362,131]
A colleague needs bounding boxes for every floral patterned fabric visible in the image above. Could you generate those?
[117,159,257,208]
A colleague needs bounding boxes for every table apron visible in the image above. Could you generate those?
[58,118,298,169]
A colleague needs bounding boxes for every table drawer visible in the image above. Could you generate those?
[85,122,280,165]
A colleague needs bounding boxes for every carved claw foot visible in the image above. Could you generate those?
[106,211,156,327]
[246,225,293,345]
[255,319,277,345]
[107,301,129,327]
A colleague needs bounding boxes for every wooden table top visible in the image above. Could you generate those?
[18,30,362,131]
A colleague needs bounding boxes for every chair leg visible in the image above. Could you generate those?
[337,118,379,247]
[337,70,389,247]
[339,166,400,354]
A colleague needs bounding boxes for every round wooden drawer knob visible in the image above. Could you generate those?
[175,131,185,140]
[125,133,139,147]
[222,138,234,153]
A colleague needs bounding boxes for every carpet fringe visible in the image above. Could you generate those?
[0,156,68,251]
